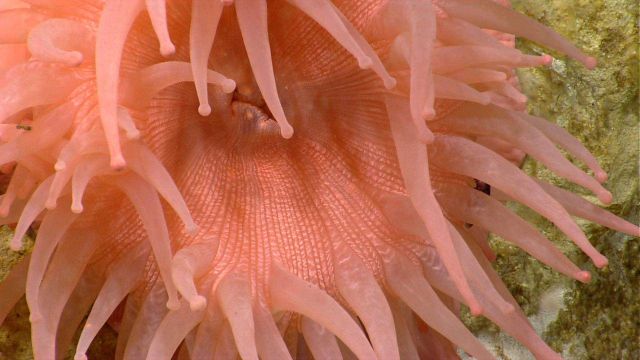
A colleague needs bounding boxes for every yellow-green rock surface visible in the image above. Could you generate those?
[465,0,639,359]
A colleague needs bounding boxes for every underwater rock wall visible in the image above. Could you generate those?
[466,0,639,358]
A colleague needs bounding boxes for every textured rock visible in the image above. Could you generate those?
[466,0,639,359]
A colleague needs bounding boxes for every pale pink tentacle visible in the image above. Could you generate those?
[269,263,377,360]
[330,1,396,89]
[118,107,141,140]
[214,323,241,360]
[439,185,590,282]
[301,317,343,360]
[190,300,226,360]
[0,64,81,124]
[288,0,372,69]
[27,18,91,66]
[171,241,217,311]
[189,0,224,116]
[253,303,293,360]
[124,61,235,110]
[441,104,612,203]
[448,68,508,84]
[31,231,97,360]
[436,17,503,48]
[434,75,491,104]
[144,0,175,56]
[0,165,29,217]
[45,161,77,210]
[95,0,145,169]
[55,130,106,171]
[449,224,562,359]
[70,155,111,213]
[334,244,400,360]
[383,251,493,360]
[235,0,293,138]
[10,176,53,251]
[382,0,437,141]
[431,135,608,268]
[145,300,205,360]
[535,179,640,237]
[115,174,180,310]
[74,247,148,360]
[122,282,169,360]
[0,104,75,167]
[25,202,77,322]
[387,298,421,360]
[125,142,198,233]
[57,273,104,360]
[432,45,521,74]
[115,298,139,360]
[440,0,597,68]
[446,224,514,315]
[386,94,483,315]
[217,272,258,360]
[519,112,608,182]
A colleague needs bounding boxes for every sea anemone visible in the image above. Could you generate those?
[0,0,637,359]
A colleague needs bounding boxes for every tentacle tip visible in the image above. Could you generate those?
[384,77,397,89]
[186,222,199,235]
[584,56,598,70]
[594,255,608,269]
[540,54,553,66]
[110,155,127,171]
[160,43,176,57]
[222,79,236,94]
[54,161,66,171]
[280,124,294,139]
[166,298,181,311]
[44,200,57,210]
[515,93,528,104]
[9,241,22,252]
[422,108,436,121]
[577,271,591,283]
[198,104,212,116]
[595,171,608,183]
[189,296,207,312]
[126,130,141,140]
[469,304,483,317]
[71,204,84,214]
[67,52,84,67]
[598,190,613,205]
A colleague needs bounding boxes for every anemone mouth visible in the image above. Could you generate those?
[0,1,638,360]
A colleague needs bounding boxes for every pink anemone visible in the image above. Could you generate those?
[0,0,637,359]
